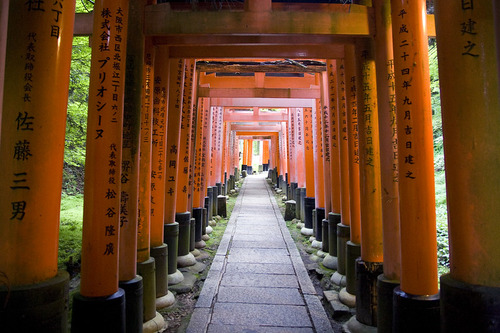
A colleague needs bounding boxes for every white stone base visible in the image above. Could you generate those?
[206,226,213,234]
[331,271,346,287]
[311,240,322,249]
[339,287,356,308]
[195,240,206,249]
[301,227,314,236]
[191,249,201,257]
[323,254,338,270]
[344,316,377,333]
[143,311,166,333]
[177,253,197,268]
[201,234,210,241]
[155,290,175,309]
[168,269,184,285]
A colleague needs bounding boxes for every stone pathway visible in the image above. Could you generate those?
[187,173,334,332]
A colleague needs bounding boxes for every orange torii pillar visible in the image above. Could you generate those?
[391,1,440,331]
[373,0,401,331]
[200,101,214,235]
[279,122,288,192]
[0,2,74,331]
[262,139,270,171]
[435,2,500,331]
[312,97,326,248]
[118,0,148,329]
[193,97,207,248]
[241,138,249,174]
[287,110,298,201]
[137,39,167,325]
[247,138,254,175]
[208,106,223,217]
[293,107,307,223]
[71,1,129,330]
[164,58,185,286]
[149,45,174,309]
[320,73,332,234]
[175,60,197,269]
[337,45,362,302]
[301,107,316,236]
[220,121,229,194]
[352,37,384,328]
[324,60,342,271]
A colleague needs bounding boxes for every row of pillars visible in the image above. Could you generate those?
[0,1,239,332]
[268,1,500,332]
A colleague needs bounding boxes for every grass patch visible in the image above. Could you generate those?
[59,194,84,273]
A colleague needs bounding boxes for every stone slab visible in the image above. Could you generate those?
[224,262,296,275]
[169,271,197,294]
[230,239,287,249]
[304,294,334,332]
[217,286,304,305]
[229,247,290,257]
[207,324,314,333]
[227,253,292,264]
[220,273,298,288]
[211,303,312,327]
[186,307,211,333]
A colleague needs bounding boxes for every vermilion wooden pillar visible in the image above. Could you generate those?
[175,60,196,269]
[391,1,440,331]
[312,96,326,246]
[373,0,401,331]
[164,58,185,285]
[262,139,270,171]
[435,2,500,332]
[301,107,315,236]
[354,36,384,327]
[72,0,129,330]
[320,73,332,216]
[0,1,75,330]
[148,45,172,309]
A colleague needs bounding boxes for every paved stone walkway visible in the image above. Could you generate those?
[187,173,333,332]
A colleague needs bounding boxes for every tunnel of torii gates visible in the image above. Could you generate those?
[0,0,499,332]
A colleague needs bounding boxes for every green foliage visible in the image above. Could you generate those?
[63,36,91,194]
[58,194,84,275]
[429,42,450,275]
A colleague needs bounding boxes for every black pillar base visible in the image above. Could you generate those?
[377,274,400,333]
[322,218,329,253]
[71,289,125,333]
[206,188,213,221]
[393,287,440,333]
[176,212,191,256]
[295,188,302,218]
[346,241,361,295]
[150,244,167,298]
[211,186,219,216]
[336,223,350,275]
[355,260,383,327]
[299,188,306,221]
[441,273,500,333]
[193,207,203,242]
[315,208,325,241]
[190,217,196,252]
[164,222,179,275]
[119,275,143,333]
[217,195,227,217]
[304,197,315,230]
[0,271,69,333]
[137,257,157,321]
[290,182,298,201]
[328,213,340,257]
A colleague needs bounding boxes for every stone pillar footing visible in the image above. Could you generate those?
[328,213,340,257]
[377,274,399,333]
[440,273,500,333]
[331,271,346,287]
[217,195,227,218]
[71,289,125,332]
[0,270,69,332]
[322,219,329,253]
[176,212,192,257]
[339,287,356,308]
[393,287,440,333]
[155,290,175,309]
[143,311,167,333]
[168,269,184,285]
[355,260,383,327]
[322,254,338,270]
[119,275,143,333]
[285,200,296,220]
[177,252,197,268]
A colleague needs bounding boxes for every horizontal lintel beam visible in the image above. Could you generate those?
[199,87,320,99]
[211,98,314,108]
